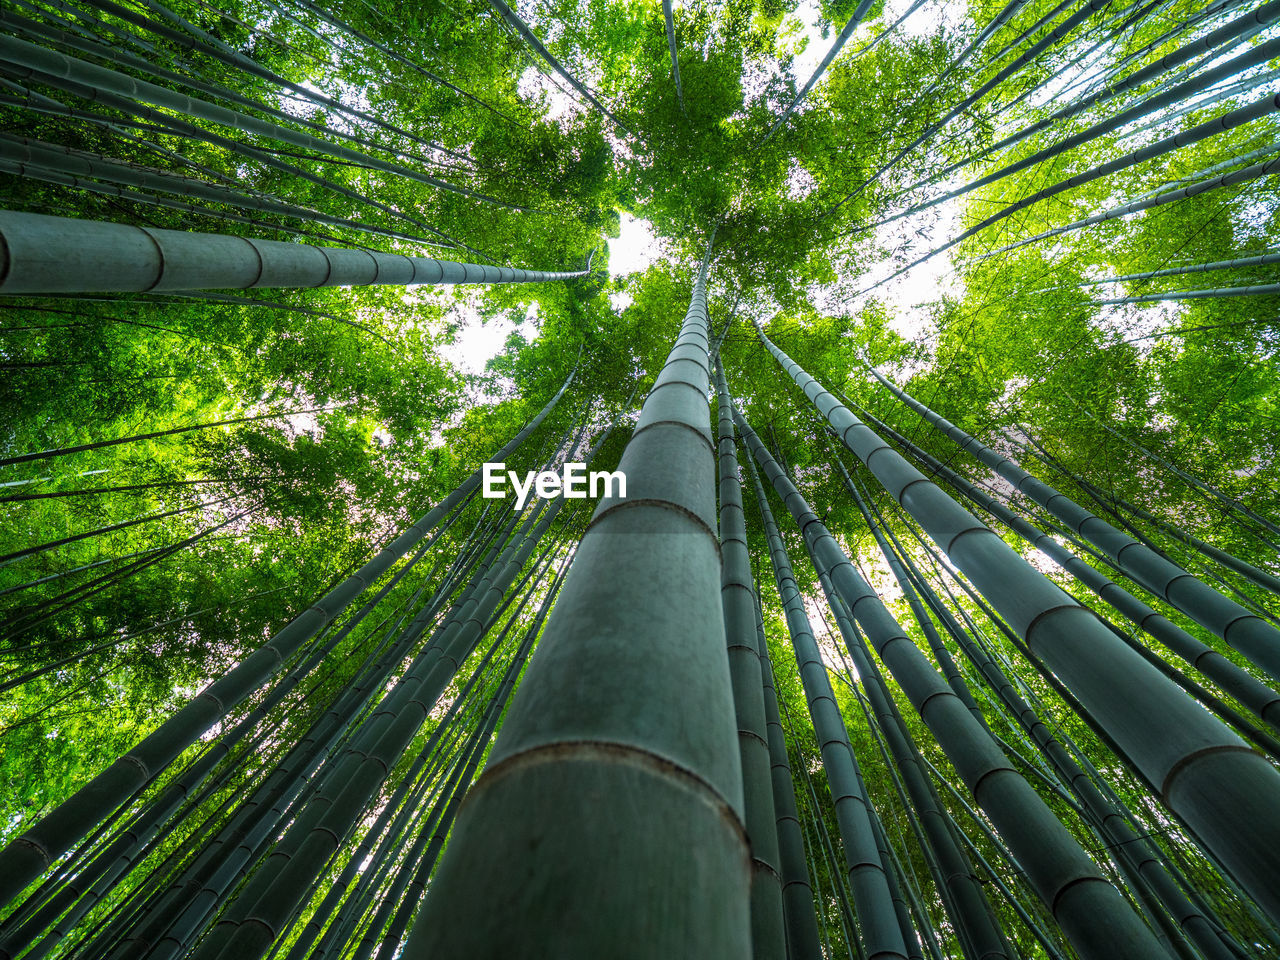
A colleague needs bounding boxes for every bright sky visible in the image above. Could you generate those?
[517,65,582,124]
[787,1,829,80]
[439,299,540,377]
[607,213,661,277]
[870,196,963,340]
[439,311,511,376]
[435,211,658,380]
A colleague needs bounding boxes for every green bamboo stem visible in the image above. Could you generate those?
[0,79,478,253]
[66,0,483,157]
[1032,442,1280,596]
[851,404,1280,734]
[0,493,238,566]
[814,551,1016,960]
[12,567,438,960]
[861,88,1280,293]
[976,151,1280,262]
[485,0,635,136]
[273,0,523,128]
[713,359,787,960]
[755,592,825,960]
[404,240,751,958]
[756,0,876,147]
[662,0,685,114]
[85,541,488,958]
[1096,282,1280,304]
[0,403,343,468]
[776,703,862,958]
[0,210,590,295]
[194,488,566,959]
[1056,395,1280,541]
[0,10,459,171]
[362,550,575,960]
[0,134,447,248]
[898,515,1274,957]
[283,547,564,960]
[824,0,1112,219]
[736,405,1169,959]
[742,421,912,960]
[871,16,1280,230]
[0,34,526,210]
[924,757,1071,960]
[861,479,1249,960]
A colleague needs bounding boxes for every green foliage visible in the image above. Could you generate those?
[2,0,1278,952]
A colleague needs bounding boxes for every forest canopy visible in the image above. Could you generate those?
[0,0,1278,958]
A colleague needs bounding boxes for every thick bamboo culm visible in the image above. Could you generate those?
[404,242,753,959]
[0,210,590,294]
[848,402,1280,734]
[712,359,787,960]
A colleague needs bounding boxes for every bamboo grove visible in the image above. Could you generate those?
[0,0,1277,957]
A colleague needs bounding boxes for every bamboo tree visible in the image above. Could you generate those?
[0,34,511,207]
[0,507,265,644]
[712,358,786,959]
[258,0,523,127]
[844,682,951,960]
[403,241,751,958]
[485,0,635,136]
[0,476,252,504]
[824,0,1113,218]
[925,0,1028,94]
[662,0,685,114]
[0,133,451,249]
[844,464,1249,960]
[756,0,877,148]
[861,88,1280,291]
[0,10,461,171]
[178,416,605,959]
[0,404,341,468]
[1095,282,1280,304]
[184,456,577,957]
[778,697,864,958]
[1055,396,1280,542]
[848,402,1280,735]
[755,322,1280,927]
[0,549,428,958]
[815,512,1017,960]
[973,151,1280,262]
[3,502,499,958]
[64,0,489,153]
[877,7,1280,228]
[1070,473,1280,596]
[3,0,1278,952]
[362,550,574,960]
[755,592,825,960]
[0,493,237,567]
[260,545,567,960]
